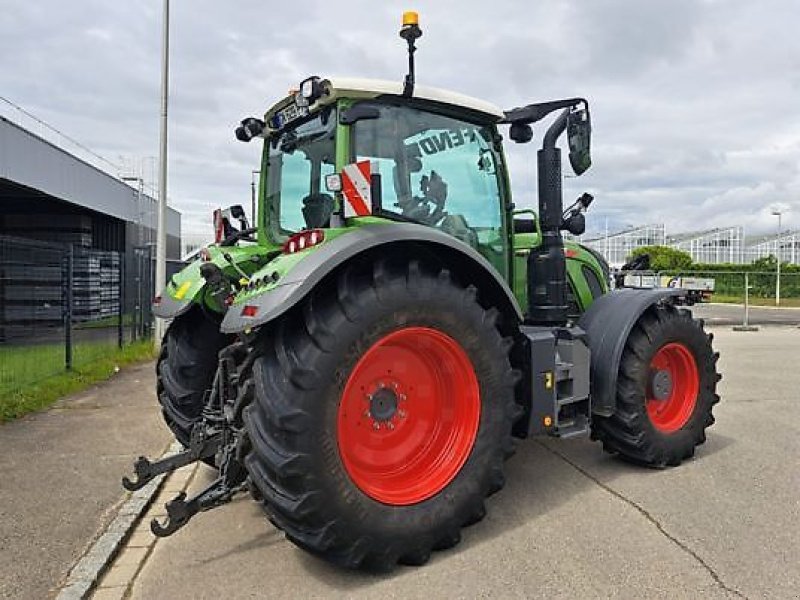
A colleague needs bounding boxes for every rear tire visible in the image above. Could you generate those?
[157,309,230,446]
[243,260,518,570]
[592,304,720,467]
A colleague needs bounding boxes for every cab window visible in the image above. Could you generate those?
[353,104,506,270]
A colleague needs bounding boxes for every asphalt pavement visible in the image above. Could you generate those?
[0,362,171,600]
[114,326,800,600]
[693,302,800,326]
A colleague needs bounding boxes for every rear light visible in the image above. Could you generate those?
[153,295,162,305]
[241,305,259,318]
[213,209,225,243]
[283,229,325,254]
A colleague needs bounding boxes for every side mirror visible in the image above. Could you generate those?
[229,204,246,220]
[567,106,592,175]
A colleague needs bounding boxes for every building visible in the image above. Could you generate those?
[745,230,800,265]
[667,227,745,264]
[0,115,181,331]
[582,224,666,267]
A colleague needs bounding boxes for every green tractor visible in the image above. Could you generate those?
[124,13,720,570]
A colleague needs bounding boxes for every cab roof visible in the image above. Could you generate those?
[323,77,505,120]
[264,77,505,124]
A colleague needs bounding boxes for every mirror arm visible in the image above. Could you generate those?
[502,98,587,125]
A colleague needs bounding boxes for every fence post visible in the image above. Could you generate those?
[118,255,125,349]
[744,272,750,327]
[65,246,73,370]
[733,271,758,332]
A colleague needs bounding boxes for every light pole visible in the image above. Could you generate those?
[251,170,260,225]
[154,0,170,345]
[771,210,782,306]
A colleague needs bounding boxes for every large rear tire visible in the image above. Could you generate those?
[243,260,518,570]
[592,304,720,466]
[156,309,230,446]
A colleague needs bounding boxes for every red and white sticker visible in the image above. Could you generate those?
[341,160,374,218]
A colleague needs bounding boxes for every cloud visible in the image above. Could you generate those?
[1,0,798,240]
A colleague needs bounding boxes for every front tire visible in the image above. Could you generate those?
[243,260,518,569]
[592,304,720,466]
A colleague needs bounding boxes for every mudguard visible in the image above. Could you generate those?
[221,223,523,334]
[578,288,684,416]
[153,288,196,319]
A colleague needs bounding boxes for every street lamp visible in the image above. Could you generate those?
[251,170,260,225]
[154,0,170,345]
[771,210,782,306]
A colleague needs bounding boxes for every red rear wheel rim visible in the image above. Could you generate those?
[646,342,699,433]
[337,327,481,506]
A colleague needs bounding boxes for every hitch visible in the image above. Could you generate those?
[151,444,248,537]
[122,343,249,536]
[122,422,223,491]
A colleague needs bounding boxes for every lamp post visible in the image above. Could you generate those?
[771,210,782,306]
[251,170,260,226]
[154,0,170,345]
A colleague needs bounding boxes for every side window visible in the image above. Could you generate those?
[354,104,506,268]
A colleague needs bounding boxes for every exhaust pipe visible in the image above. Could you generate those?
[527,110,569,325]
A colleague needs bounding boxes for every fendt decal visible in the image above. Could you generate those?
[410,128,481,156]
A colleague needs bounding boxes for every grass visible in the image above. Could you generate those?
[711,295,800,308]
[0,339,156,422]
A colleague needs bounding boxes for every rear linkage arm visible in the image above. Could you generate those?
[121,343,248,537]
[150,441,248,537]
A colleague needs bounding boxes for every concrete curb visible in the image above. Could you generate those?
[56,442,182,600]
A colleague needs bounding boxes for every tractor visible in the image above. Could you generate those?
[124,13,720,570]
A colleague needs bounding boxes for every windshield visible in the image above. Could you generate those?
[265,107,337,239]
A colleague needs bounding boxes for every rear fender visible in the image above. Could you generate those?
[153,245,268,319]
[153,264,205,319]
[578,288,684,416]
[221,223,523,334]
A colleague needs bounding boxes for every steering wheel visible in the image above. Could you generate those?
[396,170,448,226]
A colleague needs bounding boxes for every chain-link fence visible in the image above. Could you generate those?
[0,235,159,398]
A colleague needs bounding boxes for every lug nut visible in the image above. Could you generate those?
[373,422,380,430]
[398,409,406,418]
[387,422,395,430]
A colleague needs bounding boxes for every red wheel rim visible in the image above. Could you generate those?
[337,327,480,506]
[646,342,699,433]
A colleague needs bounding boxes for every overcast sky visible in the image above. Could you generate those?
[2,0,798,240]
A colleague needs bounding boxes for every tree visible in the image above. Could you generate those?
[630,246,693,271]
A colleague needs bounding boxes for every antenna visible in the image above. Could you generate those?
[399,12,422,97]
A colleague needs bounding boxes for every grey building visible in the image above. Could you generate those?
[0,116,181,330]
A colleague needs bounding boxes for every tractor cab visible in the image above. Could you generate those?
[231,69,603,320]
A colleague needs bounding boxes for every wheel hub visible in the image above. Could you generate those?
[649,369,673,401]
[646,342,700,433]
[369,387,399,422]
[337,326,481,506]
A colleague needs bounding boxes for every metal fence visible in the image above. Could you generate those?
[0,235,158,397]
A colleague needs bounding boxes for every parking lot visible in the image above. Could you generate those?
[81,323,797,600]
